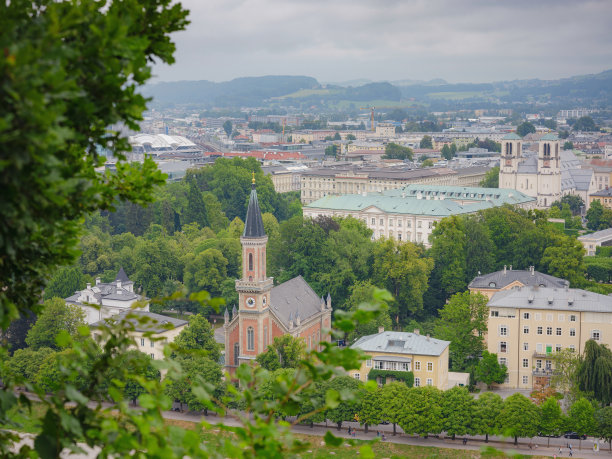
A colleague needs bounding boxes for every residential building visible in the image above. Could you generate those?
[224,178,332,373]
[262,165,306,193]
[65,268,148,324]
[486,285,612,389]
[349,329,453,389]
[588,187,612,209]
[91,310,187,361]
[375,123,396,137]
[300,165,491,204]
[578,228,612,256]
[304,185,536,247]
[468,266,568,299]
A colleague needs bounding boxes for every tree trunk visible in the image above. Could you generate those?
[393,423,397,436]
[579,438,582,450]
[310,421,314,428]
[485,433,489,443]
[547,436,550,447]
[364,424,368,434]
[337,422,342,431]
[452,433,456,440]
[514,435,518,445]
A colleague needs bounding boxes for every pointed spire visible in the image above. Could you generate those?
[295,309,301,327]
[288,312,293,329]
[326,292,331,309]
[242,175,266,238]
[115,267,130,283]
[232,304,237,319]
[224,308,229,323]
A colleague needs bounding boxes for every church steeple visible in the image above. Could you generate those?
[243,174,266,238]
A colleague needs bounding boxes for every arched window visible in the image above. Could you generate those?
[248,253,253,271]
[247,327,254,351]
[234,343,240,366]
[508,143,512,155]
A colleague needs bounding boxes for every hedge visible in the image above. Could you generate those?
[367,369,414,387]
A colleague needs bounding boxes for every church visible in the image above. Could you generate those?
[499,132,595,208]
[223,177,332,372]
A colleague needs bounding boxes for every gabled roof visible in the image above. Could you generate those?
[270,276,323,328]
[489,286,612,313]
[468,269,568,290]
[351,331,449,357]
[243,182,266,238]
[91,310,187,333]
[503,133,522,140]
[541,133,559,141]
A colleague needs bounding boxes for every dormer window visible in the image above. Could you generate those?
[489,282,496,287]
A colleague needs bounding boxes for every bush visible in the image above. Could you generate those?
[367,369,414,387]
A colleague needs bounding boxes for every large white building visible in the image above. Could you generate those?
[65,268,148,324]
[499,133,596,208]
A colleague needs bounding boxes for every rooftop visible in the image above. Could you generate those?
[488,286,612,313]
[469,268,568,290]
[351,330,450,357]
[91,310,187,333]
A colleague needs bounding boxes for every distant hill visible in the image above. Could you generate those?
[144,70,612,109]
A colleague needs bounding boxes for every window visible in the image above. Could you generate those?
[523,376,529,385]
[417,221,422,228]
[426,378,433,386]
[546,327,553,335]
[491,310,499,317]
[150,340,154,348]
[546,314,553,321]
[555,344,562,352]
[523,358,529,368]
[523,312,530,320]
[379,218,384,225]
[353,373,360,380]
[499,342,507,353]
[592,330,601,341]
[366,359,372,367]
[570,315,576,322]
[556,327,562,336]
[536,359,542,369]
[427,362,433,372]
[398,220,402,227]
[389,219,394,226]
[569,345,576,352]
[234,343,240,366]
[558,314,565,322]
[537,343,543,353]
[150,353,155,359]
[499,357,507,366]
[264,326,268,347]
[414,361,421,371]
[140,338,145,347]
[374,361,383,370]
[500,325,507,336]
[535,313,542,320]
[371,218,375,225]
[523,326,529,334]
[247,327,254,351]
[570,328,576,337]
[428,221,433,229]
[414,377,420,387]
[523,342,529,351]
[407,221,412,228]
[537,326,543,335]
[248,253,253,271]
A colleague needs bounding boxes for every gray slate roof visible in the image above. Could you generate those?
[91,310,187,333]
[243,184,266,238]
[351,331,450,357]
[115,267,131,283]
[578,227,612,241]
[469,269,568,290]
[489,286,612,313]
[270,275,323,328]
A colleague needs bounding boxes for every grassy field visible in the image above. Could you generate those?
[4,403,551,458]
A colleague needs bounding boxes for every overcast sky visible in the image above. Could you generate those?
[152,0,612,84]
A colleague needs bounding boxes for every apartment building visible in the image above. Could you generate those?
[486,286,612,389]
[304,185,536,247]
[468,266,568,299]
[300,165,491,204]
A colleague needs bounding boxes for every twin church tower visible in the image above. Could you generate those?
[224,175,331,372]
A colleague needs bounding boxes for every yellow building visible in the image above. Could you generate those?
[92,310,187,361]
[348,329,451,389]
[485,286,612,389]
[588,188,612,210]
[375,123,396,137]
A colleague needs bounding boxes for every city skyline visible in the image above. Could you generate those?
[152,0,612,84]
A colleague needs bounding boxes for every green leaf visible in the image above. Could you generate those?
[324,430,343,447]
[325,389,340,409]
[65,385,88,405]
[359,444,375,459]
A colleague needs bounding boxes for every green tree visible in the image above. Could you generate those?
[551,348,581,398]
[173,314,221,363]
[383,142,413,160]
[577,340,612,406]
[380,381,409,436]
[333,132,341,140]
[420,135,433,149]
[479,166,499,188]
[563,141,574,150]
[441,144,453,160]
[539,397,563,446]
[256,335,305,371]
[568,398,597,449]
[516,121,536,137]
[497,393,540,445]
[164,355,222,413]
[345,281,392,341]
[182,182,209,229]
[223,120,232,137]
[428,216,467,302]
[324,144,338,156]
[25,298,86,350]
[183,248,228,297]
[474,351,507,388]
[473,392,503,442]
[596,406,612,451]
[587,199,610,230]
[346,133,357,140]
[107,350,160,405]
[442,386,475,440]
[573,116,598,132]
[540,235,585,287]
[434,292,489,371]
[398,386,444,437]
[422,159,434,167]
[43,267,88,301]
[463,217,495,282]
[326,376,362,431]
[357,387,382,433]
[6,347,55,383]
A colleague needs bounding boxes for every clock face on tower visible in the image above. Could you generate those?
[246,297,256,308]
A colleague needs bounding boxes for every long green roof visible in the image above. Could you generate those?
[502,133,522,140]
[305,185,535,217]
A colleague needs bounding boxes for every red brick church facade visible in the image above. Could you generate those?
[224,179,332,372]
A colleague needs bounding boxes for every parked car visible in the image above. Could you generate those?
[564,432,587,440]
[538,432,560,438]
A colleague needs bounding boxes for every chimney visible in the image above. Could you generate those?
[509,265,512,271]
[426,334,430,341]
[530,266,535,276]
[414,329,420,335]
[95,277,101,285]
[86,283,91,290]
[503,265,507,275]
[378,326,384,334]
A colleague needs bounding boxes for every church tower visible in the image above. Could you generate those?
[499,133,522,189]
[232,174,274,363]
[536,133,561,207]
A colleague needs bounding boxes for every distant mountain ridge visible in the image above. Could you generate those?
[144,70,612,109]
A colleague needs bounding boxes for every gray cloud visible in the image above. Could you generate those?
[153,0,612,83]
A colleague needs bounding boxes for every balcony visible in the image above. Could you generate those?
[532,350,553,359]
[532,368,557,377]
